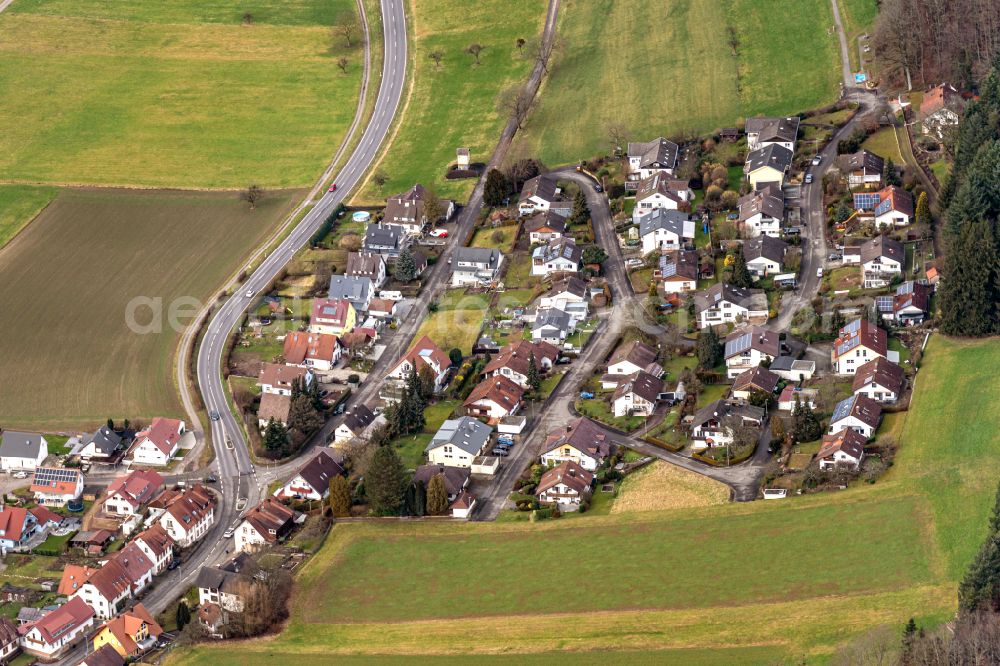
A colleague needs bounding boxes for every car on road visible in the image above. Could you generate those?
[328,184,337,192]
[223,528,234,538]
[209,410,220,421]
[167,559,180,571]
[205,474,218,483]
[804,173,814,184]
[12,471,28,479]
[811,155,822,166]
[594,184,603,192]
[816,267,824,278]
[245,288,255,298]
[429,228,448,238]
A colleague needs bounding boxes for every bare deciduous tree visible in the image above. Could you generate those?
[428,49,444,69]
[337,56,349,74]
[605,121,628,157]
[241,184,263,209]
[371,170,388,193]
[336,15,358,48]
[496,84,535,132]
[465,43,484,65]
[532,33,563,74]
[515,37,526,54]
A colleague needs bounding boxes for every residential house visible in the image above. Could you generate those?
[384,183,454,235]
[777,386,819,412]
[531,308,574,345]
[852,357,905,403]
[745,116,800,152]
[518,175,572,216]
[28,506,63,532]
[362,223,404,257]
[450,247,504,287]
[538,276,588,309]
[539,418,612,471]
[346,252,387,288]
[695,283,769,329]
[18,597,95,660]
[639,209,695,255]
[769,356,816,381]
[0,432,48,472]
[828,394,882,438]
[234,498,298,553]
[273,449,345,501]
[860,235,903,288]
[152,485,216,548]
[536,461,593,510]
[690,400,765,449]
[464,375,524,421]
[817,429,867,471]
[611,370,663,417]
[29,467,84,506]
[328,274,373,315]
[91,604,162,660]
[59,557,139,620]
[80,644,126,666]
[738,185,784,237]
[128,418,184,467]
[920,82,965,139]
[132,524,174,575]
[743,235,788,277]
[878,280,930,325]
[731,366,780,402]
[258,363,312,396]
[603,340,661,388]
[530,237,581,276]
[257,393,291,429]
[0,617,19,664]
[841,150,885,188]
[873,185,914,227]
[283,331,342,372]
[632,172,693,221]
[332,404,379,446]
[524,210,567,244]
[412,464,470,502]
[626,137,680,187]
[425,417,492,468]
[654,250,698,293]
[310,298,356,336]
[78,427,123,463]
[368,297,398,320]
[0,506,39,552]
[482,340,560,388]
[724,325,780,378]
[196,556,251,613]
[383,335,453,401]
[831,319,888,375]
[745,144,793,189]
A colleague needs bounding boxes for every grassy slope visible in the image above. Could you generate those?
[0,0,361,188]
[0,188,303,429]
[354,0,547,204]
[526,0,842,166]
[0,184,56,249]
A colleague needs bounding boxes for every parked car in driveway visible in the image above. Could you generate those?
[491,447,509,456]
[429,228,448,238]
[811,155,822,166]
[804,173,813,184]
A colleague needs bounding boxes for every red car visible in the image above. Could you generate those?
[328,184,337,192]
[429,228,448,238]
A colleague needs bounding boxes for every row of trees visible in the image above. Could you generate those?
[262,377,325,458]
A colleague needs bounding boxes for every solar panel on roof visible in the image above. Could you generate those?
[876,296,894,313]
[854,192,880,211]
[32,467,79,486]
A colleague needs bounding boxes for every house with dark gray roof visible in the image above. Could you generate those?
[531,237,582,276]
[531,308,575,345]
[639,209,695,255]
[745,116,800,151]
[363,223,404,257]
[841,150,885,188]
[412,464,471,501]
[78,427,122,462]
[0,432,48,471]
[328,274,373,314]
[743,235,788,277]
[695,283,768,329]
[689,400,764,449]
[450,247,503,287]
[745,144,794,188]
[346,252,387,288]
[425,417,492,468]
[738,185,784,237]
[626,137,680,186]
[518,176,571,216]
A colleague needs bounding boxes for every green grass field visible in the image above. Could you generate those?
[524,0,843,166]
[0,188,304,429]
[0,0,362,188]
[354,0,547,203]
[0,185,57,250]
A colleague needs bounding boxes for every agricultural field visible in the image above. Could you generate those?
[355,0,547,203]
[524,0,842,166]
[0,184,56,250]
[0,188,304,430]
[0,0,363,188]
[169,336,1000,663]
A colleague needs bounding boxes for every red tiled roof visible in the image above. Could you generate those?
[28,505,63,527]
[543,418,612,460]
[242,498,297,544]
[258,362,308,390]
[833,320,887,358]
[105,470,164,509]
[463,375,524,413]
[390,335,452,377]
[283,332,340,365]
[0,506,32,544]
[133,418,184,457]
[818,429,867,463]
[28,597,94,647]
[30,467,83,497]
[536,460,594,496]
[875,185,914,217]
[311,298,352,326]
[133,524,174,559]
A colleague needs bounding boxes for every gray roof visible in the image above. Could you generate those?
[453,247,502,270]
[695,283,767,314]
[657,251,698,280]
[745,116,800,143]
[342,404,376,433]
[195,566,240,594]
[80,427,122,456]
[639,208,692,239]
[860,235,904,265]
[635,172,689,202]
[427,417,492,456]
[0,432,46,459]
[532,238,582,265]
[843,150,885,176]
[746,144,793,174]
[363,224,402,250]
[532,308,573,333]
[412,464,470,496]
[547,275,588,299]
[738,187,784,222]
[627,137,679,170]
[519,175,559,204]
[524,210,567,234]
[744,235,788,264]
[328,274,372,309]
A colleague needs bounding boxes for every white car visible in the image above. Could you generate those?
[811,155,822,166]
[245,289,255,298]
[223,528,234,538]
[625,259,644,268]
[429,228,448,238]
[12,471,28,479]
[816,267,824,278]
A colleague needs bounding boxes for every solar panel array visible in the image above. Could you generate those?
[854,192,881,211]
[723,331,752,358]
[876,296,894,313]
[32,467,79,487]
[834,319,863,356]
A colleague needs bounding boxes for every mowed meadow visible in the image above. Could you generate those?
[524,0,843,165]
[170,337,1000,663]
[0,0,363,188]
[0,188,303,430]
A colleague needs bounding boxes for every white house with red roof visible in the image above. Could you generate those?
[18,597,95,659]
[29,467,84,506]
[151,485,216,548]
[828,394,882,439]
[59,559,135,620]
[128,418,185,466]
[817,429,867,471]
[234,498,298,553]
[132,524,175,575]
[282,331,343,372]
[831,319,887,375]
[103,470,164,517]
[0,505,39,552]
[273,449,345,502]
[463,375,524,421]
[382,335,452,402]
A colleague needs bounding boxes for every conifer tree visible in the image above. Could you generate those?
[426,474,449,515]
[365,444,407,516]
[329,475,352,517]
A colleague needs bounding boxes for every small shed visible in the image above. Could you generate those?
[456,147,471,169]
[497,415,526,435]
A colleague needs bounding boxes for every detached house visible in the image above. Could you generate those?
[450,247,504,287]
[196,556,250,614]
[152,485,216,548]
[524,210,567,244]
[817,429,867,471]
[482,340,559,388]
[531,237,581,276]
[78,427,123,463]
[283,331,342,372]
[745,144,793,189]
[257,393,291,429]
[743,235,788,277]
[745,116,800,152]
[724,325,780,378]
[332,404,380,446]
[81,644,125,666]
[695,283,768,329]
[828,394,882,438]
[640,209,695,255]
[424,417,492,468]
[860,235,904,289]
[852,357,905,403]
[328,275,373,315]
[464,375,524,421]
[612,370,663,417]
[310,298,356,336]
[603,340,661,388]
[91,604,162,660]
[879,280,930,325]
[831,319,887,375]
[518,175,572,216]
[19,597,95,660]
[632,172,693,221]
[0,618,18,664]
[873,185,914,227]
[738,184,784,237]
[626,137,680,187]
[412,464,471,502]
[346,252,387,288]
[258,363,312,396]
[384,335,452,401]
[363,223,404,257]
[920,82,965,139]
[384,183,454,235]
[841,150,885,188]
[273,449,345,501]
[538,276,588,310]
[531,308,575,345]
[29,467,84,506]
[234,498,298,553]
[540,418,612,471]
[129,418,184,467]
[536,461,593,509]
[778,385,818,412]
[690,400,765,449]
[0,432,48,472]
[731,366,780,402]
[654,250,698,293]
[0,505,39,551]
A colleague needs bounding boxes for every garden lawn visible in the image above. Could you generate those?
[0,0,362,188]
[525,0,841,165]
[470,226,518,252]
[0,188,304,429]
[0,184,56,250]
[612,461,730,513]
[414,292,490,354]
[862,127,904,164]
[355,0,547,203]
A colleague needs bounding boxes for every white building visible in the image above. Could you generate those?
[129,418,185,467]
[639,209,695,255]
[0,432,48,472]
[424,417,492,468]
